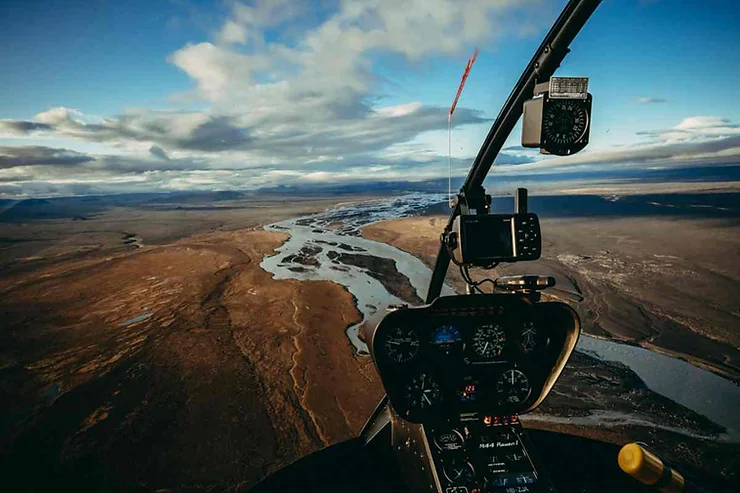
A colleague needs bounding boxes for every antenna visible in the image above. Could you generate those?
[448,48,479,208]
[447,112,452,207]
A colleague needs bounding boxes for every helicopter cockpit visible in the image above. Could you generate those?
[248,1,733,492]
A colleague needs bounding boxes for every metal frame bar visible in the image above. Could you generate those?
[425,0,603,303]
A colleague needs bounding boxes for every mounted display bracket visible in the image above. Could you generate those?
[445,188,542,267]
[522,76,592,156]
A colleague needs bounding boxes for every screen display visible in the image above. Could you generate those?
[463,216,515,261]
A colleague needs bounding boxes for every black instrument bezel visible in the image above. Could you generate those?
[368,294,580,424]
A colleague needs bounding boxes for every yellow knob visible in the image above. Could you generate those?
[618,443,685,492]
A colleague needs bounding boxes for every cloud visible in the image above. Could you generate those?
[19,0,732,198]
[216,0,307,46]
[492,115,740,174]
[634,97,668,104]
[217,20,248,45]
[149,145,170,160]
[0,103,487,160]
[0,120,53,134]
[35,106,88,125]
[635,116,739,140]
[3,108,254,153]
[494,152,537,165]
[0,146,94,169]
[675,116,735,130]
[2,0,544,197]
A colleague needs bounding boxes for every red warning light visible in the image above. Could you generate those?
[483,415,492,425]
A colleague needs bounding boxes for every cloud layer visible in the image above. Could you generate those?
[0,1,739,197]
[492,116,740,176]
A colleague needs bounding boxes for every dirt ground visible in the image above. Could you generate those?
[1,218,383,491]
[3,196,739,490]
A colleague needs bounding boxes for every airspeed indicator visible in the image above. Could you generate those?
[384,327,420,364]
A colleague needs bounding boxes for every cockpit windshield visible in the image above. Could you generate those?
[0,0,738,491]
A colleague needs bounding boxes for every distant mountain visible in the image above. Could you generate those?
[142,190,248,204]
[0,192,250,222]
[252,178,461,197]
[1,163,738,222]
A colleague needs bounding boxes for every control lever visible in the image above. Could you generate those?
[618,442,713,493]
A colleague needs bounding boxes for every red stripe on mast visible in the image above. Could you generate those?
[449,48,479,116]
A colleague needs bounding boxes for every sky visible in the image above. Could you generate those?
[0,0,739,198]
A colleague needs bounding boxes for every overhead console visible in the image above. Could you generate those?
[365,294,580,493]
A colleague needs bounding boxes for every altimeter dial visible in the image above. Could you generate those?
[472,323,506,360]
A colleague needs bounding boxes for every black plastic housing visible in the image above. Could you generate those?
[451,213,542,266]
[366,294,581,424]
[522,93,592,156]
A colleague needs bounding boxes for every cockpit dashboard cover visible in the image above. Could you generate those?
[367,294,580,423]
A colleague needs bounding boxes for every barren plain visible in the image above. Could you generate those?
[0,196,385,491]
[2,190,739,490]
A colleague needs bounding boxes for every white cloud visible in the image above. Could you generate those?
[675,116,735,131]
[216,0,307,46]
[491,115,740,174]
[168,43,271,102]
[35,107,85,125]
[217,20,247,45]
[634,97,668,104]
[0,146,94,168]
[374,102,424,118]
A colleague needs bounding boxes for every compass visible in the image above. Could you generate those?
[542,98,589,147]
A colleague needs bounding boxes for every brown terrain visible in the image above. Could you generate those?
[2,192,740,490]
[0,199,384,491]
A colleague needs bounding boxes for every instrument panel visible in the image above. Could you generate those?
[368,294,580,423]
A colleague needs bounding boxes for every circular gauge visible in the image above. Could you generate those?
[472,324,506,360]
[430,325,463,355]
[443,459,475,484]
[434,429,465,452]
[542,99,589,146]
[383,327,420,364]
[404,373,441,413]
[520,321,537,353]
[496,369,532,404]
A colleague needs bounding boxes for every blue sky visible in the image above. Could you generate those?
[0,0,739,197]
